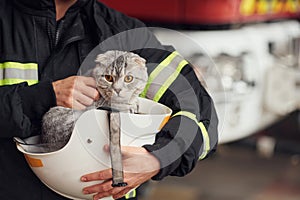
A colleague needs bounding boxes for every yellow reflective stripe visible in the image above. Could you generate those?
[0,62,38,70]
[172,111,210,160]
[0,79,38,86]
[140,51,179,97]
[153,59,188,102]
[198,122,210,160]
[125,189,136,199]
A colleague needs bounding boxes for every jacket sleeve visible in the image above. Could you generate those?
[141,49,219,180]
[0,81,56,138]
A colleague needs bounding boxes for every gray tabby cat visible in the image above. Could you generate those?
[41,50,148,186]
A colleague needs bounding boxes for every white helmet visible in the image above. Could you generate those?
[15,97,172,200]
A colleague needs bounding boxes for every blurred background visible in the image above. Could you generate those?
[101,0,300,199]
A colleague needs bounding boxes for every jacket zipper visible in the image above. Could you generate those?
[54,19,65,47]
[41,19,85,80]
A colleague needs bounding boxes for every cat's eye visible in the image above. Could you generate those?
[124,75,133,83]
[104,75,114,82]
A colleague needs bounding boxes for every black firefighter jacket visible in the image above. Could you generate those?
[0,0,218,199]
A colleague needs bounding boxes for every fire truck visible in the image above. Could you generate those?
[100,0,300,145]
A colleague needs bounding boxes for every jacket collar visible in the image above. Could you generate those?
[13,0,91,18]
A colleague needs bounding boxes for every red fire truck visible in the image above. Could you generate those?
[100,0,300,148]
[100,0,300,26]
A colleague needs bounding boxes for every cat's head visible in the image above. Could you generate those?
[93,50,148,104]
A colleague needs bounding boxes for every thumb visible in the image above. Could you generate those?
[103,144,139,157]
[121,146,148,158]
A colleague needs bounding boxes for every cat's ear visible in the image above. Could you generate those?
[93,53,110,79]
[132,55,146,67]
[95,53,110,66]
[92,64,102,79]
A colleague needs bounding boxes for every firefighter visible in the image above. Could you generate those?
[0,0,218,199]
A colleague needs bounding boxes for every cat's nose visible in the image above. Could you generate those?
[114,89,121,94]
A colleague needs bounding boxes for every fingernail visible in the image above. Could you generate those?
[103,144,109,151]
[81,177,87,182]
[83,190,90,194]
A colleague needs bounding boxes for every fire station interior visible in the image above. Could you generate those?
[99,1,300,199]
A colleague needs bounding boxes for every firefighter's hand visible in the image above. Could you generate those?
[52,76,100,110]
[81,146,160,200]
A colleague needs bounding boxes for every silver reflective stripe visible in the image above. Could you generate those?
[140,51,188,102]
[0,67,38,80]
[0,62,38,85]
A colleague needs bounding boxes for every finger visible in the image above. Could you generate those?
[93,186,131,200]
[120,146,133,157]
[80,76,97,87]
[81,168,112,182]
[75,78,99,101]
[121,146,147,158]
[103,144,110,152]
[112,188,133,199]
[94,92,100,101]
[72,100,87,110]
[103,145,136,158]
[74,90,95,107]
[92,190,112,200]
[77,84,99,101]
[82,180,113,195]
